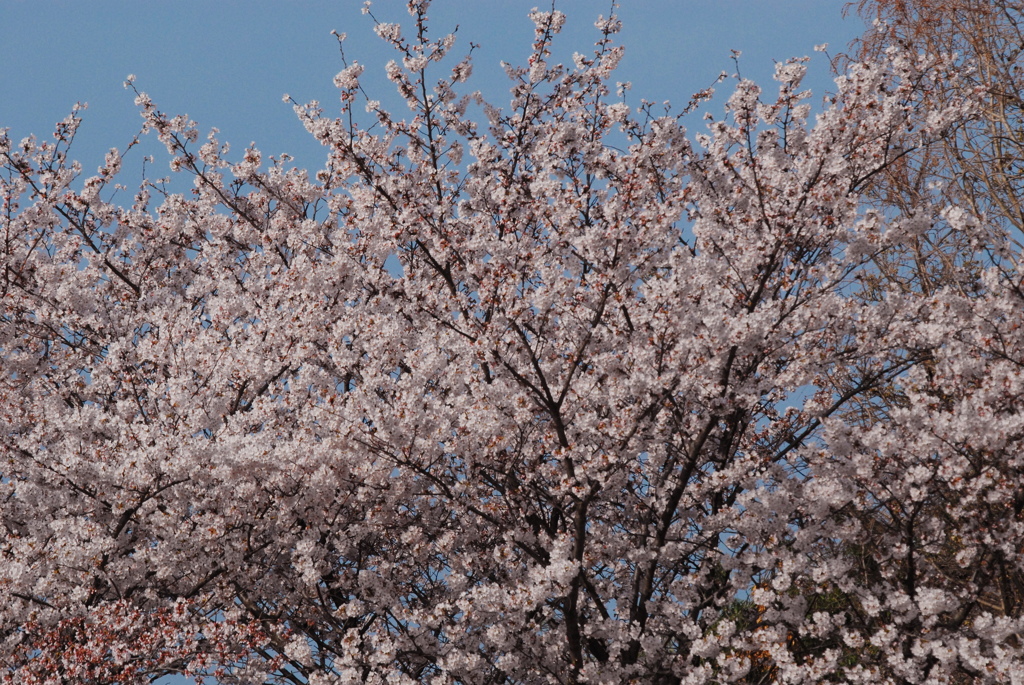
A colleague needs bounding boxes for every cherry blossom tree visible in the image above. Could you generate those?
[2,2,1022,683]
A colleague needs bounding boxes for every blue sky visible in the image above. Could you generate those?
[0,1,864,683]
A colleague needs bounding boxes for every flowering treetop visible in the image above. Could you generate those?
[2,2,1021,683]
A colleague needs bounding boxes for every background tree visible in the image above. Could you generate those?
[844,0,1023,307]
[2,2,1021,683]
[851,0,1024,236]
[821,4,1024,674]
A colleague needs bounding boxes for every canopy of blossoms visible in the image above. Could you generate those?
[2,3,1021,683]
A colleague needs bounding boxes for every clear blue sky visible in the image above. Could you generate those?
[0,1,863,683]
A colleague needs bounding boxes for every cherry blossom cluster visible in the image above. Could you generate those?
[2,2,1019,683]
